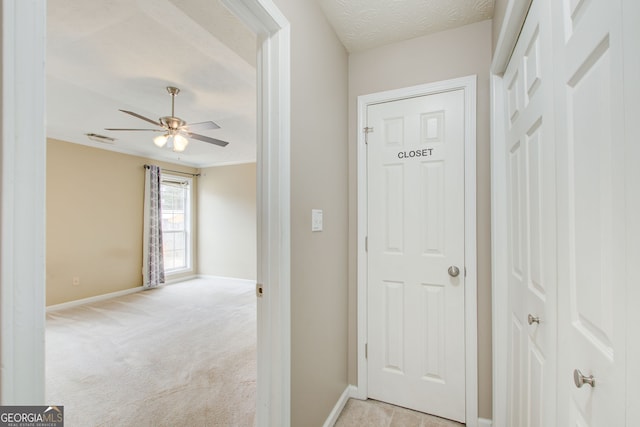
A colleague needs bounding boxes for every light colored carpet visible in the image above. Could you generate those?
[335,399,465,427]
[46,278,256,427]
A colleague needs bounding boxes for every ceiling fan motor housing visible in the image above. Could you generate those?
[160,116,186,131]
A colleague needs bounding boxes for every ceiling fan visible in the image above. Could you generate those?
[105,86,230,152]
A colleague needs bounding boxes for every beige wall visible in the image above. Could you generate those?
[348,20,494,419]
[196,163,256,280]
[270,0,350,425]
[46,139,198,306]
[492,0,509,52]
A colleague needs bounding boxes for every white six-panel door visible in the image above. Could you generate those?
[499,0,631,425]
[503,0,557,425]
[366,90,466,423]
[552,0,627,425]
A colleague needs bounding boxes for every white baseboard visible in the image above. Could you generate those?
[347,384,367,400]
[322,384,492,427]
[323,385,356,427]
[197,275,256,285]
[164,274,198,285]
[46,276,254,312]
[46,286,144,312]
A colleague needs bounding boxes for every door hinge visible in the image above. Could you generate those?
[365,343,368,359]
[256,283,264,298]
[363,127,374,144]
[365,236,368,252]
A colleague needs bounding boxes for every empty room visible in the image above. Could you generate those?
[44,0,259,424]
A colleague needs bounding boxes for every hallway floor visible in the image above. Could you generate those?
[335,399,464,427]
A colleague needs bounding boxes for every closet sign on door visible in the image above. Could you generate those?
[397,148,434,159]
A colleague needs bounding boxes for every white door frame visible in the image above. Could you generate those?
[489,2,533,427]
[1,1,291,426]
[622,1,640,424]
[0,0,47,404]
[355,76,478,426]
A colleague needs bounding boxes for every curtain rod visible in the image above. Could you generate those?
[144,164,200,177]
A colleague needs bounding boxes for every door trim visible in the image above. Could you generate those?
[622,2,640,424]
[489,2,533,426]
[222,2,291,425]
[2,1,291,425]
[0,0,47,403]
[356,76,478,425]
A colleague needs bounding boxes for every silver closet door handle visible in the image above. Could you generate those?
[573,369,595,388]
[448,266,460,277]
[528,314,540,325]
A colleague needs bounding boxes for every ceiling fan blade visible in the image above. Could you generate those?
[105,128,164,132]
[186,132,229,147]
[119,109,162,127]
[180,121,220,132]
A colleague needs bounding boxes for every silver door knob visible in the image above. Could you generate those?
[527,314,540,325]
[573,369,595,388]
[448,266,460,277]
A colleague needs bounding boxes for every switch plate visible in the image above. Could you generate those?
[312,209,323,232]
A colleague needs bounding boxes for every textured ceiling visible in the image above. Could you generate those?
[317,0,495,52]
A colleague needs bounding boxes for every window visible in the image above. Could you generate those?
[160,175,192,273]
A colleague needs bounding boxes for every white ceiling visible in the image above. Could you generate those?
[47,0,257,168]
[47,0,494,168]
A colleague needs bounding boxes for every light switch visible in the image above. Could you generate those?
[312,209,323,232]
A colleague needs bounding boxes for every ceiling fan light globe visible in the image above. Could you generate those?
[172,134,189,152]
[153,134,169,147]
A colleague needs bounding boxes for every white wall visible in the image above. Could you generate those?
[348,20,494,419]
[197,163,256,280]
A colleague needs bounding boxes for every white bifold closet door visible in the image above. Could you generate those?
[552,0,627,425]
[502,0,557,425]
[503,0,631,425]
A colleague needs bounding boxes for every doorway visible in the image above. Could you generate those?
[356,76,478,425]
